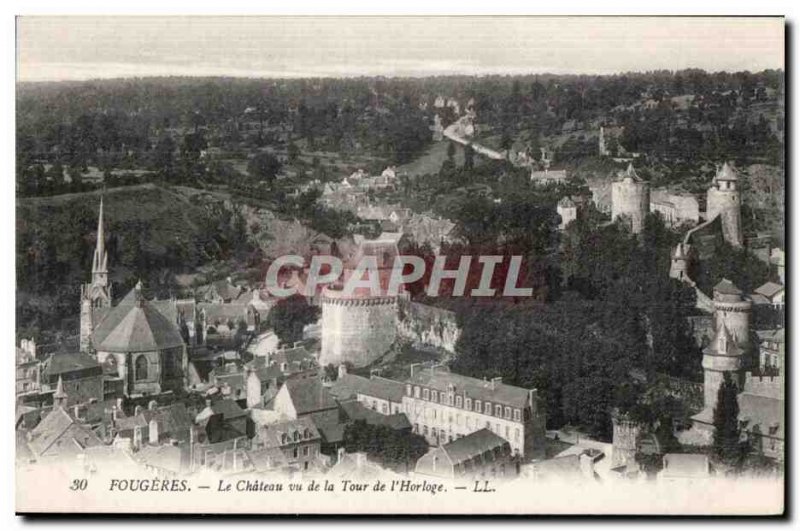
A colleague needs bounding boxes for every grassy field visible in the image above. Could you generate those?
[397,139,465,177]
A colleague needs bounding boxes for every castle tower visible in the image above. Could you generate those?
[80,197,112,352]
[599,126,609,157]
[706,162,743,247]
[701,279,751,411]
[611,163,650,234]
[669,242,692,281]
[556,196,577,230]
[611,410,642,470]
[319,235,401,368]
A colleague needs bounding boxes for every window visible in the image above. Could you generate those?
[406,384,412,396]
[135,355,148,381]
[456,396,463,408]
[414,386,420,398]
[495,405,502,417]
[414,423,419,433]
[371,400,377,410]
[423,425,429,436]
[293,431,300,442]
[465,398,472,410]
[484,402,492,415]
[303,446,309,456]
[304,461,309,470]
[504,406,511,419]
[440,393,446,405]
[382,403,388,414]
[431,390,438,402]
[513,409,521,422]
[293,447,299,458]
[281,434,288,444]
[475,400,481,412]
[423,388,430,401]
[505,426,510,438]
[304,429,311,438]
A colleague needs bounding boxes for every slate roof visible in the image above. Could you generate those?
[211,399,247,420]
[339,400,412,431]
[260,416,320,448]
[92,288,185,353]
[440,429,509,464]
[329,374,406,404]
[406,369,531,409]
[713,278,743,297]
[715,162,738,182]
[134,444,188,474]
[41,352,101,379]
[309,408,346,444]
[753,282,784,299]
[28,407,101,456]
[271,346,316,372]
[283,377,338,415]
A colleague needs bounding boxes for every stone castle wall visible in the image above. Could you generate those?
[611,180,650,233]
[319,296,398,368]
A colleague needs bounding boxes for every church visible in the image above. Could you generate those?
[79,198,189,397]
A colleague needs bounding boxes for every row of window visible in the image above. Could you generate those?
[407,384,522,422]
[415,422,521,443]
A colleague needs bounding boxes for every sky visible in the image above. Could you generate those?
[16,16,785,82]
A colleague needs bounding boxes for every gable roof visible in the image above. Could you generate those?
[713,278,743,297]
[28,407,101,456]
[339,400,411,431]
[282,376,338,415]
[441,429,509,464]
[753,282,784,299]
[41,352,101,379]
[329,373,406,403]
[259,416,320,448]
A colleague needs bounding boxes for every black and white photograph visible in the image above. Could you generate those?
[12,14,786,516]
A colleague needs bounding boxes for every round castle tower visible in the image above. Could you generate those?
[706,162,743,247]
[319,235,402,369]
[701,278,751,411]
[611,163,650,234]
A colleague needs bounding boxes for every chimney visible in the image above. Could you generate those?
[133,425,142,451]
[205,399,212,409]
[111,405,118,422]
[410,363,420,378]
[491,377,503,390]
[134,405,143,417]
[73,405,81,420]
[116,397,124,411]
[337,447,346,463]
[149,419,159,445]
[148,400,158,411]
[528,389,537,408]
[338,364,348,379]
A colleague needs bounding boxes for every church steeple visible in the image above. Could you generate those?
[92,196,108,288]
[54,375,68,409]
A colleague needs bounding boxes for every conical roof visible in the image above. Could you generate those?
[618,163,642,182]
[707,320,741,357]
[92,285,184,353]
[715,162,738,182]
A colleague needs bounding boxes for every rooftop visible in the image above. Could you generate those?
[441,428,509,464]
[406,368,532,409]
[329,373,406,404]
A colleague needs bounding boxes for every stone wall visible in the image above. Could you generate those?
[319,296,398,368]
[397,300,460,353]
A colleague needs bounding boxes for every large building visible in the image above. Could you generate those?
[401,365,546,460]
[319,233,402,368]
[78,198,188,397]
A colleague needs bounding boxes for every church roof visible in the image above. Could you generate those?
[92,286,184,353]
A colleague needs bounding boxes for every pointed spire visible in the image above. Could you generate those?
[54,375,68,408]
[716,161,738,182]
[92,196,109,281]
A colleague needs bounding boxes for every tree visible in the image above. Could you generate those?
[446,141,456,162]
[267,294,320,345]
[247,152,283,182]
[713,373,742,464]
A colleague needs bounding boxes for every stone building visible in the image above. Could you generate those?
[556,196,578,230]
[706,162,743,247]
[611,163,650,234]
[319,233,402,368]
[413,428,518,479]
[401,365,546,460]
[328,366,406,415]
[252,417,323,473]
